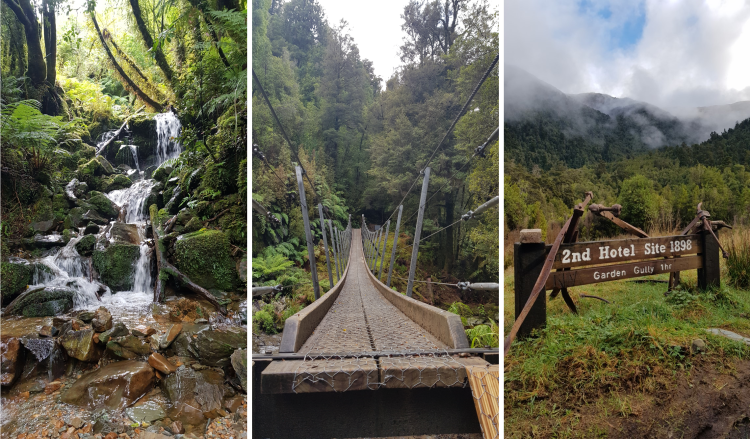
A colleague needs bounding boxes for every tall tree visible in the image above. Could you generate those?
[1,0,63,115]
[128,0,175,85]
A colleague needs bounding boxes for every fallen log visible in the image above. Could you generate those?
[149,204,227,315]
[95,105,146,155]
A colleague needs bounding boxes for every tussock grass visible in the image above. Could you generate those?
[724,227,750,288]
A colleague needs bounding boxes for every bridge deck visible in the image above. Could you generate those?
[299,229,448,355]
[261,229,490,394]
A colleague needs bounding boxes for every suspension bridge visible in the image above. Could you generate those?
[251,55,500,439]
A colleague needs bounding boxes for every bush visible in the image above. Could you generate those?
[253,310,277,334]
[618,175,659,230]
[726,229,750,288]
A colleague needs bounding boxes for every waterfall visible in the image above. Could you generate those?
[131,243,152,294]
[107,179,155,223]
[155,112,182,165]
[129,144,140,172]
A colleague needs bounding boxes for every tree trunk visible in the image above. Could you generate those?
[149,205,227,315]
[89,11,163,111]
[203,15,230,68]
[42,0,56,85]
[128,0,174,85]
[1,0,46,85]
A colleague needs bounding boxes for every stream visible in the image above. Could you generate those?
[1,112,247,438]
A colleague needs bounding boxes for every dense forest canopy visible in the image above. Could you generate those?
[252,0,499,313]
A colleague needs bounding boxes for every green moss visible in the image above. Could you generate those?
[183,217,202,233]
[75,235,97,257]
[152,166,172,184]
[1,262,34,304]
[6,287,75,316]
[87,194,119,218]
[92,244,140,291]
[173,229,238,291]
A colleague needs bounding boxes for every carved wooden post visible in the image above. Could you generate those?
[514,229,547,339]
[698,229,720,290]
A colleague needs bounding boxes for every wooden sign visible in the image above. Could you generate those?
[552,235,702,269]
[545,255,703,290]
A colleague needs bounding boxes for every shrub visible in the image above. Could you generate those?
[726,229,750,288]
[253,310,277,334]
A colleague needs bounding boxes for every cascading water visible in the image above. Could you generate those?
[107,179,155,223]
[129,144,140,172]
[155,112,182,165]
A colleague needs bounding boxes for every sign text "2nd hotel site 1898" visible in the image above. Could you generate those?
[544,235,704,290]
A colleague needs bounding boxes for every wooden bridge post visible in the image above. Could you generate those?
[378,220,390,281]
[296,166,320,300]
[372,227,382,272]
[318,204,334,290]
[330,221,341,282]
[514,229,547,339]
[698,229,721,290]
[407,167,430,298]
[387,205,403,288]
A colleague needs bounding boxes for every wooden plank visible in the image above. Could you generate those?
[261,358,379,394]
[550,234,702,269]
[466,365,500,439]
[379,356,489,389]
[545,255,703,290]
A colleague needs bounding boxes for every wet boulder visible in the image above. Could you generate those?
[78,155,115,178]
[92,306,113,332]
[5,287,75,317]
[92,243,140,291]
[60,328,102,362]
[152,166,172,184]
[159,324,183,349]
[148,353,177,375]
[1,335,25,387]
[99,322,129,344]
[65,178,88,200]
[101,174,133,192]
[87,194,119,219]
[66,206,109,228]
[60,360,155,409]
[160,366,224,426]
[106,334,151,359]
[1,260,34,305]
[109,222,140,245]
[190,326,246,368]
[173,230,238,291]
[75,234,97,256]
[230,349,247,391]
[31,219,56,234]
[84,222,100,235]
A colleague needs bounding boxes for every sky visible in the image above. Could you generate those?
[315,0,413,83]
[505,0,750,113]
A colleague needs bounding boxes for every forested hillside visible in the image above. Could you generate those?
[252,0,499,337]
[505,113,750,246]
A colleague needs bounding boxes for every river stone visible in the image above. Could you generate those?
[60,360,155,409]
[31,219,56,234]
[92,307,113,332]
[132,325,156,337]
[84,223,100,235]
[152,166,172,184]
[78,156,115,178]
[49,342,68,381]
[173,230,238,291]
[92,244,140,291]
[99,322,129,344]
[5,287,75,317]
[230,349,247,391]
[87,194,119,219]
[148,353,177,375]
[107,335,151,359]
[110,223,140,245]
[160,367,224,426]
[1,336,25,387]
[1,260,34,305]
[77,310,95,323]
[190,326,247,368]
[60,329,101,362]
[159,324,183,350]
[75,234,97,257]
[125,401,165,424]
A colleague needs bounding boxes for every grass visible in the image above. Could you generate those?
[504,225,750,438]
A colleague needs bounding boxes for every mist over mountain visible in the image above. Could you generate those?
[505,65,750,169]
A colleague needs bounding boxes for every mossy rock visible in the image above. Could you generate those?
[152,166,172,184]
[78,156,115,178]
[87,194,119,219]
[1,261,34,305]
[112,174,132,189]
[183,217,202,234]
[5,287,75,317]
[173,229,238,291]
[75,235,97,257]
[92,244,140,291]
